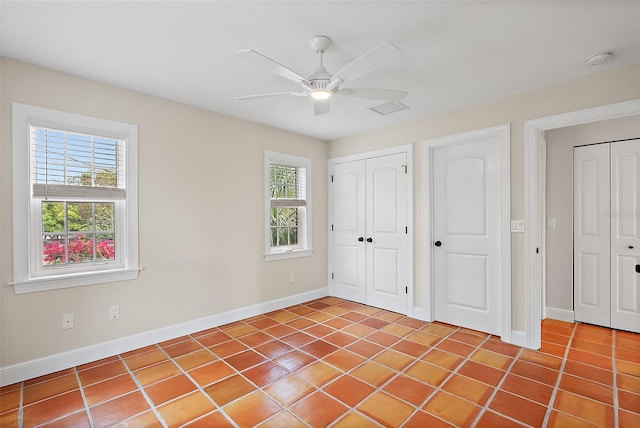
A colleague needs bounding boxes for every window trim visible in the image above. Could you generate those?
[11,103,139,294]
[264,151,312,261]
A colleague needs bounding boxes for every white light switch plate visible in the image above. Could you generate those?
[511,220,525,232]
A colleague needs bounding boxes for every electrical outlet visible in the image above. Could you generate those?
[289,273,295,283]
[62,313,74,330]
[110,305,120,320]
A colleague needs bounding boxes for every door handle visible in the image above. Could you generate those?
[636,264,640,273]
[434,241,442,247]
[366,237,373,243]
[629,246,635,249]
[358,237,364,242]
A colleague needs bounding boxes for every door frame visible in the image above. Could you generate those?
[327,144,414,316]
[421,124,512,342]
[524,98,640,349]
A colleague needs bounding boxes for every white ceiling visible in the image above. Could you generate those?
[1,1,639,141]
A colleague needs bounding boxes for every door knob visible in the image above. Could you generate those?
[358,237,364,242]
[434,241,442,247]
[636,264,640,273]
[366,237,373,243]
[629,246,635,249]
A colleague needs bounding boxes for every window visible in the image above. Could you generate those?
[264,151,312,260]
[12,103,139,293]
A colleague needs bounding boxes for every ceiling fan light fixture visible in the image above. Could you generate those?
[310,89,332,100]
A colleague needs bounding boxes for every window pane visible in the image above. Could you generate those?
[42,202,65,233]
[68,235,94,263]
[68,202,93,232]
[271,227,278,247]
[96,234,115,260]
[42,237,66,265]
[95,203,114,232]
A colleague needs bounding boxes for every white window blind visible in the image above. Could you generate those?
[270,164,306,207]
[31,126,126,200]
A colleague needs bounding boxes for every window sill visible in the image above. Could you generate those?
[264,249,313,262]
[11,267,141,294]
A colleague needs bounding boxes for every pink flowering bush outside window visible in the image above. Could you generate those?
[43,235,115,265]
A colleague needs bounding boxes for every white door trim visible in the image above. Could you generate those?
[328,144,414,317]
[524,98,640,350]
[421,125,512,342]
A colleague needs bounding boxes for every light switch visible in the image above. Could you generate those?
[511,220,525,232]
[547,218,557,229]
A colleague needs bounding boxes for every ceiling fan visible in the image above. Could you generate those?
[235,35,407,115]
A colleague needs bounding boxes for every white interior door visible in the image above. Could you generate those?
[365,153,408,314]
[331,160,366,304]
[610,139,640,332]
[432,139,503,335]
[573,144,611,326]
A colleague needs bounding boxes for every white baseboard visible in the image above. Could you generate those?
[545,307,575,323]
[0,287,328,387]
[510,330,528,347]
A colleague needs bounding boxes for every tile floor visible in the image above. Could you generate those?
[1,297,639,427]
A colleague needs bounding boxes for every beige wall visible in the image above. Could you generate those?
[329,64,640,332]
[544,116,640,313]
[0,58,328,368]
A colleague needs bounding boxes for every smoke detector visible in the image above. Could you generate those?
[587,52,612,66]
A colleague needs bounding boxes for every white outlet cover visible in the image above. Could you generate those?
[510,220,525,232]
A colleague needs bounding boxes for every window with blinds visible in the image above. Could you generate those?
[264,151,312,260]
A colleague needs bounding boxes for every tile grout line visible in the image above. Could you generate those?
[540,321,578,427]
[73,367,95,428]
[18,382,24,428]
[612,329,619,428]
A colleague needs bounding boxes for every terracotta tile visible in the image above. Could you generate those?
[254,340,293,359]
[0,389,20,413]
[510,360,558,386]
[488,390,546,427]
[381,323,414,337]
[366,330,400,347]
[559,373,614,405]
[357,391,413,426]
[397,317,428,329]
[620,409,640,428]
[351,361,396,387]
[209,339,248,358]
[78,360,127,386]
[0,382,21,394]
[191,327,221,338]
[281,331,315,347]
[274,350,315,371]
[182,411,233,427]
[224,350,266,371]
[288,305,316,316]
[404,410,456,428]
[222,323,258,338]
[308,301,331,310]
[90,391,149,428]
[542,330,572,346]
[573,329,613,346]
[257,411,307,428]
[421,323,456,337]
[406,331,441,347]
[618,372,640,394]
[553,389,614,427]
[159,335,191,347]
[475,410,526,427]
[373,349,414,371]
[346,339,384,358]
[563,360,613,386]
[356,306,383,316]
[24,369,74,386]
[405,361,450,387]
[124,349,168,371]
[342,323,376,338]
[540,340,568,357]
[83,373,137,406]
[576,323,612,336]
[541,319,574,336]
[38,410,92,428]
[617,359,640,377]
[269,310,298,323]
[300,340,339,358]
[157,391,215,427]
[442,374,494,405]
[296,361,341,387]
[307,310,334,323]
[23,373,80,405]
[422,349,463,370]
[23,390,84,427]
[618,389,640,414]
[341,311,368,322]
[203,374,256,406]
[264,374,314,406]
[338,301,363,310]
[375,311,405,322]
[449,331,485,346]
[304,324,334,338]
[324,331,358,347]
[223,390,281,426]
[188,360,235,387]
[436,339,476,358]
[424,391,480,427]
[617,336,640,352]
[134,361,181,386]
[319,296,346,305]
[332,411,380,428]
[287,317,315,330]
[383,374,434,406]
[323,316,352,329]
[247,317,279,330]
[571,338,612,356]
[617,346,640,363]
[501,373,553,405]
[470,348,513,370]
[194,331,232,347]
[566,348,612,370]
[77,356,119,371]
[162,339,203,358]
[360,317,390,330]
[323,349,366,371]
[242,361,289,387]
[0,409,19,428]
[145,374,197,406]
[520,348,563,370]
[174,349,217,371]
[324,375,375,407]
[290,391,348,427]
[546,410,600,427]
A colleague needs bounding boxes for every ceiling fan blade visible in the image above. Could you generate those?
[336,88,407,101]
[235,91,306,100]
[314,98,330,115]
[236,49,308,83]
[329,42,402,86]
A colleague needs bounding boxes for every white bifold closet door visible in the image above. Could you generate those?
[574,139,640,333]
